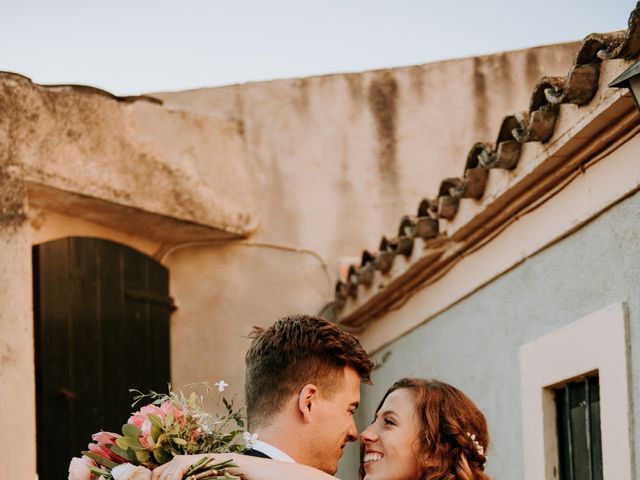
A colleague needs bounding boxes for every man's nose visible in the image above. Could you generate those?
[346,417,358,442]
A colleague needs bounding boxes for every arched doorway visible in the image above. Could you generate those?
[33,237,173,479]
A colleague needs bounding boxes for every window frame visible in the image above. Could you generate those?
[519,303,632,480]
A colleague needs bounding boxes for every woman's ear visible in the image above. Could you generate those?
[297,384,318,423]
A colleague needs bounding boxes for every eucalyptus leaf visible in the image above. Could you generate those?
[88,465,110,476]
[122,423,142,439]
[148,413,164,429]
[126,447,140,465]
[115,437,132,449]
[111,444,137,463]
[135,448,151,464]
[153,447,173,464]
[82,450,119,469]
[165,412,174,427]
[155,433,168,448]
[151,423,163,442]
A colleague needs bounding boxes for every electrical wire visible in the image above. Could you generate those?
[156,239,334,298]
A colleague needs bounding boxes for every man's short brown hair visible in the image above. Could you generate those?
[245,314,373,428]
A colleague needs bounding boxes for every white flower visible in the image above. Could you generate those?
[243,431,259,449]
[111,463,152,480]
[68,456,93,480]
[214,380,229,392]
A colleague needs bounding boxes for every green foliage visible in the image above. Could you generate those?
[82,451,119,469]
[129,382,248,466]
[79,382,248,479]
[184,457,240,480]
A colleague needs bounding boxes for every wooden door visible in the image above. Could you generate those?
[33,237,173,479]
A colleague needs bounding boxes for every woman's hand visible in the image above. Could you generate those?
[151,453,338,480]
[151,454,238,480]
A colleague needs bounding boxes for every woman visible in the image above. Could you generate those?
[153,378,490,480]
[361,378,489,480]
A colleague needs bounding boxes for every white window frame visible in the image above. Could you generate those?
[519,303,633,480]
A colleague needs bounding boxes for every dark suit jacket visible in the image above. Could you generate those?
[243,448,272,459]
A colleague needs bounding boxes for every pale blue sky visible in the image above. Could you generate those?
[0,0,634,95]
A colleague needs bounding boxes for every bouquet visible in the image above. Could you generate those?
[69,381,253,480]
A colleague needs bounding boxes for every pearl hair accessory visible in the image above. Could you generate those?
[466,432,486,458]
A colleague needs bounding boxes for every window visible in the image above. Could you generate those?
[519,303,632,480]
[554,376,603,480]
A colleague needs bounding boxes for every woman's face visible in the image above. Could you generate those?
[360,388,422,480]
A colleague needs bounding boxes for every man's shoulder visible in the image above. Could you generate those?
[243,448,272,459]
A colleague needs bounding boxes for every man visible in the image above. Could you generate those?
[153,314,372,479]
[242,314,372,472]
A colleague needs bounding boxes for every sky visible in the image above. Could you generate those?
[0,0,635,96]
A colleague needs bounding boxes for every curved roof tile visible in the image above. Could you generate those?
[332,2,640,319]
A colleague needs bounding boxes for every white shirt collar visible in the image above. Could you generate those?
[251,439,296,463]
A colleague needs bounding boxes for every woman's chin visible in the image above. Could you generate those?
[363,461,381,477]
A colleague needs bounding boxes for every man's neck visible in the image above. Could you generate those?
[250,439,295,462]
[252,424,307,464]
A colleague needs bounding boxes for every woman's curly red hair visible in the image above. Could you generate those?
[360,378,490,480]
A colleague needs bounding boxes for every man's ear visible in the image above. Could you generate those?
[297,384,318,423]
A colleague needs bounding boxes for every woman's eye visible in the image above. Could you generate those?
[384,418,395,426]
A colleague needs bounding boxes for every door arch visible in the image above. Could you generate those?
[33,237,173,479]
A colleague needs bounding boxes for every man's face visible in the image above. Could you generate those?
[309,366,361,474]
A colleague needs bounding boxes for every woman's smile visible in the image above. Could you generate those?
[363,451,384,463]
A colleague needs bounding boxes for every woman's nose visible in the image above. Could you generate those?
[360,423,378,443]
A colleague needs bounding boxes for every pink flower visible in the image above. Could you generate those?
[125,400,189,448]
[138,430,153,449]
[159,400,185,421]
[68,456,95,480]
[190,427,203,441]
[89,431,128,464]
[128,404,164,448]
[92,431,121,445]
[128,404,163,429]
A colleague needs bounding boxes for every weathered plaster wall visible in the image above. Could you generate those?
[0,140,35,478]
[156,43,579,249]
[152,43,580,397]
[0,72,258,242]
[349,190,640,480]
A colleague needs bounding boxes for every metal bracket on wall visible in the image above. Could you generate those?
[125,289,177,311]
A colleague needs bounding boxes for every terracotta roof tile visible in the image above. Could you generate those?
[331,2,640,323]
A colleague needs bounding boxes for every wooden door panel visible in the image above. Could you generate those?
[34,240,75,476]
[123,245,153,397]
[148,259,171,390]
[97,239,128,432]
[68,239,104,445]
[34,237,172,480]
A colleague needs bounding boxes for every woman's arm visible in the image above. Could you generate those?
[151,453,339,480]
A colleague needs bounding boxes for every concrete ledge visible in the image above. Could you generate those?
[0,72,259,242]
